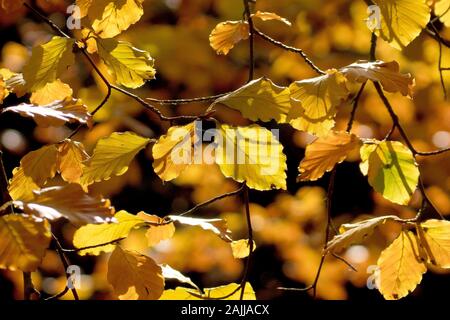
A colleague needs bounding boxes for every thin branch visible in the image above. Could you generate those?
[243,0,255,81]
[61,237,126,253]
[429,23,448,99]
[240,184,253,300]
[24,3,70,38]
[369,32,377,61]
[0,151,14,215]
[177,185,245,216]
[346,82,366,132]
[425,26,450,49]
[331,253,357,272]
[44,286,69,301]
[145,93,228,105]
[52,234,79,300]
[254,28,325,75]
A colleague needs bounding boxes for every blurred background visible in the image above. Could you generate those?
[0,0,449,300]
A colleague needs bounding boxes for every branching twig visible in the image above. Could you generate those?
[145,93,228,105]
[52,234,79,300]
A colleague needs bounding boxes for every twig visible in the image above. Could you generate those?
[61,237,126,253]
[24,3,70,38]
[44,286,69,300]
[429,23,448,99]
[0,151,14,215]
[346,83,366,132]
[254,28,325,75]
[145,93,228,105]
[331,253,357,272]
[240,183,253,300]
[243,0,255,82]
[52,234,79,300]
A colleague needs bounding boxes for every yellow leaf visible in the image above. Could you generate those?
[209,20,249,55]
[231,239,256,259]
[435,0,450,27]
[107,246,164,300]
[2,98,92,127]
[7,167,40,201]
[377,231,426,300]
[30,79,73,105]
[152,122,197,181]
[359,142,377,176]
[73,210,145,256]
[341,60,414,97]
[160,264,200,290]
[159,283,256,300]
[13,184,115,225]
[97,38,156,89]
[362,141,419,205]
[0,69,26,97]
[80,132,150,187]
[0,76,7,104]
[418,219,450,268]
[80,28,98,54]
[23,36,75,91]
[298,131,362,181]
[212,77,291,123]
[251,11,292,26]
[137,212,176,246]
[0,214,51,272]
[57,140,89,184]
[373,0,430,50]
[20,144,58,185]
[326,216,397,253]
[78,0,145,39]
[169,215,233,242]
[288,70,349,137]
[215,123,287,191]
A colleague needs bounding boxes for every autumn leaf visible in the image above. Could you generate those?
[214,123,287,191]
[417,219,450,268]
[325,216,398,253]
[288,69,349,137]
[377,231,426,300]
[231,239,256,259]
[251,11,291,26]
[298,131,362,181]
[341,60,414,97]
[107,246,164,300]
[209,20,249,55]
[359,141,419,205]
[30,79,73,105]
[0,214,51,272]
[13,184,115,225]
[169,215,233,242]
[372,0,430,50]
[73,210,145,255]
[57,140,89,184]
[159,283,256,300]
[23,36,75,91]
[97,38,156,89]
[2,98,92,127]
[0,68,26,97]
[77,0,145,39]
[19,144,58,186]
[212,77,291,123]
[435,0,450,27]
[80,132,150,187]
[7,167,40,201]
[152,122,198,181]
[137,212,176,246]
[0,74,7,104]
[160,264,200,290]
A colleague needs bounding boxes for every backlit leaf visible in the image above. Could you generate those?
[377,231,426,300]
[0,214,51,272]
[160,264,200,290]
[13,184,115,225]
[30,79,73,105]
[326,215,398,253]
[2,98,91,127]
[7,167,40,202]
[435,0,450,27]
[231,239,256,259]
[298,131,362,181]
[341,60,414,97]
[209,20,249,55]
[23,36,75,91]
[57,140,89,184]
[212,77,291,123]
[214,123,287,191]
[418,219,450,268]
[159,283,256,300]
[373,0,430,50]
[360,141,419,205]
[107,246,164,300]
[169,215,233,242]
[20,144,58,186]
[251,11,291,26]
[97,38,156,89]
[137,212,176,246]
[288,70,349,137]
[80,132,150,187]
[73,210,145,255]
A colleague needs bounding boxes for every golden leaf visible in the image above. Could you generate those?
[73,210,146,255]
[214,123,287,191]
[57,140,89,184]
[23,36,75,91]
[435,0,450,27]
[160,264,200,290]
[13,184,115,225]
[7,167,40,202]
[377,231,426,300]
[169,215,233,242]
[251,11,292,26]
[418,219,450,268]
[298,131,362,181]
[160,283,256,300]
[341,60,414,97]
[212,77,291,123]
[20,144,58,186]
[288,70,349,137]
[137,212,176,246]
[107,246,164,300]
[80,132,150,187]
[0,214,51,272]
[30,79,73,105]
[231,239,256,259]
[209,20,249,55]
